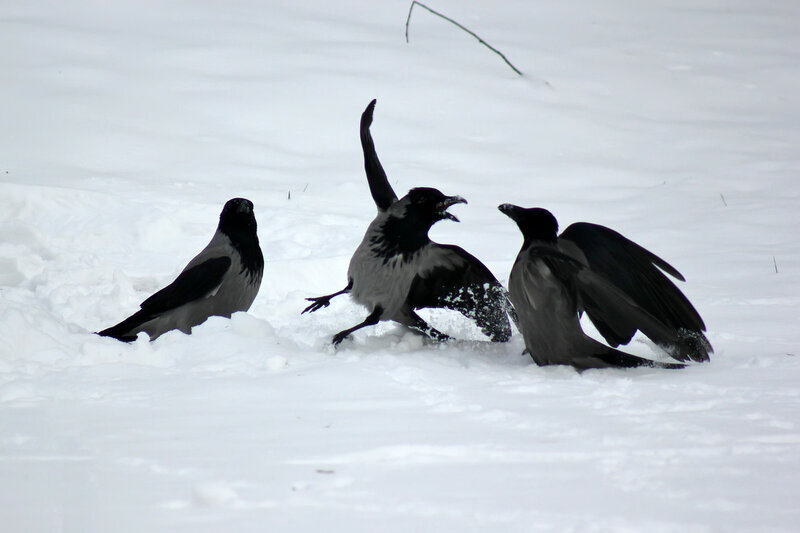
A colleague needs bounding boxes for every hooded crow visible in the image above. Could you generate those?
[98,198,264,342]
[303,100,515,346]
[499,204,712,369]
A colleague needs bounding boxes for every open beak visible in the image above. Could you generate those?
[438,195,467,222]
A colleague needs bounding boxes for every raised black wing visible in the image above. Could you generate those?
[361,99,397,211]
[528,246,682,351]
[560,222,711,362]
[140,256,232,315]
[407,244,514,342]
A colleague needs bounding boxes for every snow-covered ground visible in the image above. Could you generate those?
[2,1,799,531]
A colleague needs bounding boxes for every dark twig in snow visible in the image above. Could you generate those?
[720,193,727,206]
[303,183,309,192]
[288,190,291,200]
[405,1,524,77]
[773,256,778,274]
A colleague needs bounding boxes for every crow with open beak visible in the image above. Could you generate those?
[303,100,515,346]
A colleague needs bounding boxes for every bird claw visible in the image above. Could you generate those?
[302,296,330,314]
[331,331,349,346]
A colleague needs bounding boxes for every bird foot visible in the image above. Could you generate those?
[331,331,350,346]
[302,296,332,314]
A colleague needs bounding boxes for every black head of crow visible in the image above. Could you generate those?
[376,188,467,258]
[404,187,467,224]
[219,197,257,237]
[218,197,262,278]
[302,99,516,346]
[498,204,559,246]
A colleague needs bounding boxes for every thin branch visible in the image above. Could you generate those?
[405,1,523,77]
[720,193,727,206]
[773,256,779,274]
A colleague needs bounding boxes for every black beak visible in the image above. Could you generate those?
[498,203,520,220]
[235,198,254,213]
[438,195,467,222]
[223,197,254,215]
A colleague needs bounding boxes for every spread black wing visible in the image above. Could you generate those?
[513,247,685,369]
[560,222,711,362]
[531,247,681,347]
[407,244,514,342]
[360,99,397,211]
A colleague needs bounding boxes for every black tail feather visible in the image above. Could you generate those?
[96,309,154,342]
[574,344,686,370]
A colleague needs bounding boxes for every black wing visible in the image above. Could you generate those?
[528,246,683,353]
[360,99,397,211]
[98,256,232,342]
[97,308,154,342]
[407,244,514,342]
[560,222,711,362]
[140,256,232,314]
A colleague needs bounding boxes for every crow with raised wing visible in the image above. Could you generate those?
[303,100,515,345]
[499,204,711,369]
[98,198,264,342]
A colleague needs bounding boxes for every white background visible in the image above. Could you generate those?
[1,1,798,531]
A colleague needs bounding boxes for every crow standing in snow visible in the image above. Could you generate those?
[499,204,712,370]
[303,100,515,345]
[98,198,264,342]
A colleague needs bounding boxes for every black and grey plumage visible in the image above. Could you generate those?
[499,203,712,370]
[302,99,515,345]
[98,198,264,342]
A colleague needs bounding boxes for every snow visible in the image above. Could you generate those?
[1,0,799,531]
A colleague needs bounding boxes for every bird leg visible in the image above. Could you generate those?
[332,306,383,346]
[302,280,353,314]
[406,311,451,342]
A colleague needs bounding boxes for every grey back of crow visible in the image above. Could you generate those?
[98,198,264,342]
[500,204,710,370]
[302,100,515,345]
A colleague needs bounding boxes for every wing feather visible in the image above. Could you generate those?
[140,256,232,314]
[560,222,711,361]
[407,244,513,342]
[360,99,397,211]
[528,246,681,348]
